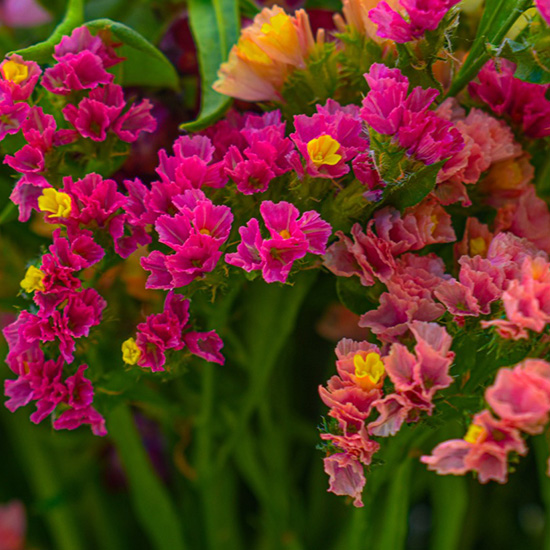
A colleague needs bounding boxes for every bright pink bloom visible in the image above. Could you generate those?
[53,405,107,436]
[361,64,438,135]
[4,144,45,174]
[323,453,366,507]
[0,99,29,140]
[63,99,111,141]
[469,60,550,138]
[21,106,57,151]
[183,331,225,365]
[157,135,226,190]
[42,51,113,95]
[54,26,124,68]
[225,218,264,272]
[537,0,550,25]
[113,99,157,142]
[0,54,41,100]
[291,102,367,178]
[0,0,51,27]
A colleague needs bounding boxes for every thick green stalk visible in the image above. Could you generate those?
[4,410,85,550]
[107,403,187,550]
[534,434,550,550]
[216,272,318,469]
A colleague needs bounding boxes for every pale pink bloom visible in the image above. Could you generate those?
[422,410,527,483]
[495,185,550,255]
[368,393,414,436]
[486,365,550,434]
[323,453,366,507]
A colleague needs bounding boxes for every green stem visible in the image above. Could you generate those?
[446,0,531,98]
[3,411,85,550]
[534,434,550,550]
[216,272,317,469]
[107,403,187,550]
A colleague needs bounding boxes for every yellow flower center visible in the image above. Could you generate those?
[2,60,29,84]
[279,229,291,239]
[199,228,211,236]
[464,424,487,444]
[38,188,72,218]
[122,337,141,365]
[307,135,342,167]
[469,237,487,257]
[430,214,439,235]
[353,352,385,390]
[20,265,45,293]
[237,37,272,65]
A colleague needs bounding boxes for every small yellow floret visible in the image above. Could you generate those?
[307,135,342,167]
[20,265,45,293]
[38,188,72,218]
[122,337,141,365]
[464,424,487,444]
[199,228,212,236]
[279,229,291,239]
[469,237,487,257]
[2,60,29,84]
[353,352,385,390]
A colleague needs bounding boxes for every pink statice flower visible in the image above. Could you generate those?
[421,409,527,483]
[42,51,114,95]
[469,60,550,138]
[141,190,232,289]
[369,0,460,43]
[0,54,41,100]
[323,453,366,507]
[0,98,30,141]
[157,135,226,190]
[361,64,464,166]
[537,0,550,25]
[133,291,225,371]
[53,26,124,68]
[291,100,367,178]
[226,201,332,283]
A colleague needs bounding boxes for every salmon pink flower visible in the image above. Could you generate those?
[323,453,366,507]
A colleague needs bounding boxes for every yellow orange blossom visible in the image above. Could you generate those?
[38,188,72,218]
[214,6,320,102]
[20,265,45,293]
[334,0,400,42]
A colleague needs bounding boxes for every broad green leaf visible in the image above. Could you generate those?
[447,0,531,97]
[384,160,445,211]
[107,404,187,550]
[85,19,179,90]
[183,0,239,131]
[12,0,84,62]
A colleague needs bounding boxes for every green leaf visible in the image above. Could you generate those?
[493,34,550,84]
[12,0,84,62]
[107,404,187,550]
[183,0,240,131]
[85,19,179,90]
[446,0,531,97]
[336,276,380,316]
[384,160,445,211]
